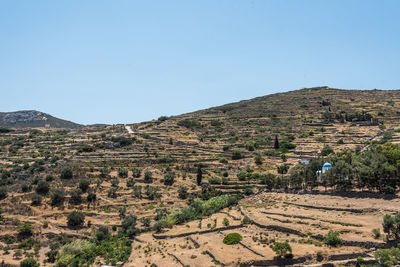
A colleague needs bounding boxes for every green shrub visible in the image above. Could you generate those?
[163,172,175,186]
[126,178,135,188]
[60,166,73,179]
[144,171,153,183]
[131,167,141,178]
[219,157,228,164]
[178,186,188,199]
[232,150,243,160]
[51,189,65,206]
[118,168,128,178]
[20,258,39,267]
[0,186,8,200]
[223,233,242,245]
[18,223,34,239]
[272,241,292,257]
[208,177,221,185]
[121,214,139,237]
[372,228,381,239]
[375,247,400,267]
[69,189,83,205]
[323,231,343,247]
[254,154,264,165]
[67,211,85,228]
[383,214,400,241]
[31,194,42,206]
[78,179,90,193]
[36,180,50,195]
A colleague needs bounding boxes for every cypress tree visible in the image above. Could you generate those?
[197,165,202,185]
[274,135,280,149]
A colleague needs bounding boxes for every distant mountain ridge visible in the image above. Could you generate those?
[0,110,82,129]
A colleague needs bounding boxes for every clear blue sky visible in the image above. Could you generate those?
[1,0,399,125]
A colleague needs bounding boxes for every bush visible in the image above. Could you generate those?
[118,168,128,178]
[223,218,229,226]
[208,177,221,185]
[242,216,251,225]
[277,164,290,174]
[223,233,242,245]
[20,258,39,267]
[67,211,85,228]
[323,230,343,247]
[126,178,135,188]
[121,214,139,237]
[232,150,243,160]
[131,167,141,178]
[51,189,65,206]
[0,186,8,200]
[46,249,58,263]
[78,179,90,193]
[260,173,276,190]
[219,157,228,164]
[60,166,73,179]
[321,145,334,156]
[254,154,264,165]
[18,223,34,239]
[375,247,400,267]
[237,170,246,181]
[69,189,83,205]
[272,241,292,257]
[178,186,188,199]
[372,228,381,239]
[383,214,400,241]
[31,194,42,206]
[36,180,50,195]
[163,172,175,186]
[144,171,153,183]
[222,177,230,185]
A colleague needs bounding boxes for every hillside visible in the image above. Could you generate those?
[1,87,400,266]
[0,110,82,129]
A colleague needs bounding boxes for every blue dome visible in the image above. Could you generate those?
[323,162,332,168]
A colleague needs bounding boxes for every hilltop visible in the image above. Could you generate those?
[1,87,400,266]
[0,110,82,129]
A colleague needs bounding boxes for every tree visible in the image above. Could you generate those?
[0,186,8,200]
[254,154,264,165]
[20,258,39,267]
[18,223,34,239]
[69,189,83,205]
[277,164,290,174]
[323,231,343,247]
[164,172,175,186]
[178,186,188,199]
[272,241,292,257]
[31,194,42,206]
[383,214,400,241]
[131,167,141,178]
[87,191,97,207]
[274,135,280,149]
[78,179,90,193]
[232,150,243,160]
[118,168,128,178]
[223,233,242,245]
[36,180,50,195]
[121,214,140,237]
[67,211,85,228]
[60,166,73,179]
[197,166,203,186]
[51,189,65,206]
[375,247,400,267]
[144,171,153,183]
[321,145,334,156]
